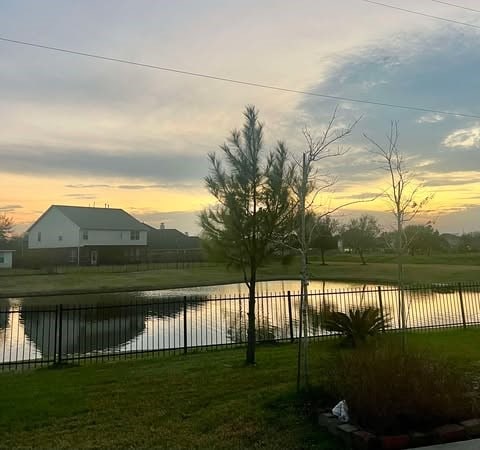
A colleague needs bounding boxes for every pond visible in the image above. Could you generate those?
[1,280,479,365]
[15,280,376,306]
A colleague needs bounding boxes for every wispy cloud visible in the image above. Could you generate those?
[424,177,479,187]
[0,204,22,211]
[337,192,381,200]
[65,183,197,190]
[117,183,196,190]
[443,125,480,149]
[65,184,111,189]
[64,193,97,200]
[416,113,445,124]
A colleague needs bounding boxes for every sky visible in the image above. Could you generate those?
[1,0,479,235]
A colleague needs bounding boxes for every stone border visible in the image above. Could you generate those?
[318,411,480,449]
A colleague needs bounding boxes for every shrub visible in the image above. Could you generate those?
[322,306,387,347]
[327,344,479,434]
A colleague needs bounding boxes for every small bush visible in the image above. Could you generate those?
[327,344,479,434]
[321,306,388,347]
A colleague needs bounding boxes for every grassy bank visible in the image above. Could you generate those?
[315,251,480,266]
[1,258,480,297]
[1,328,479,449]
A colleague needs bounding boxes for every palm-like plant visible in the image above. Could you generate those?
[323,306,388,347]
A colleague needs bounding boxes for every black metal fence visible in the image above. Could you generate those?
[0,260,213,277]
[1,282,480,370]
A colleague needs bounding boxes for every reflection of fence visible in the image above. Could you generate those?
[1,282,480,370]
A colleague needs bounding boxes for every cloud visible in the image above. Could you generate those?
[296,27,480,183]
[435,206,480,233]
[64,193,97,200]
[443,125,480,149]
[117,183,195,190]
[65,183,197,191]
[65,184,111,189]
[0,145,209,183]
[127,209,201,234]
[424,177,479,187]
[337,192,381,200]
[0,204,22,211]
[416,114,445,124]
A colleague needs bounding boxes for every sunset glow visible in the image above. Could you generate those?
[1,1,479,234]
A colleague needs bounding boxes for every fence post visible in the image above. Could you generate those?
[52,305,58,364]
[183,296,188,354]
[377,286,386,333]
[458,283,467,329]
[57,304,63,364]
[287,291,294,342]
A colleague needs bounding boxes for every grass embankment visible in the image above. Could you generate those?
[1,328,479,449]
[1,255,480,298]
[318,252,480,266]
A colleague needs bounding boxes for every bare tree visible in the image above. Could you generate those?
[291,108,363,391]
[0,213,14,245]
[364,122,432,347]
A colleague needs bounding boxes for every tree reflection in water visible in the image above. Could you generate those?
[0,299,9,331]
[20,294,205,360]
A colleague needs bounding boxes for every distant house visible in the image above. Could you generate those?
[146,223,202,262]
[441,233,462,250]
[0,250,15,269]
[27,205,149,265]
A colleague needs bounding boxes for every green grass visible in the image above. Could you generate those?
[1,329,480,449]
[2,257,480,298]
[0,343,339,449]
[316,251,480,266]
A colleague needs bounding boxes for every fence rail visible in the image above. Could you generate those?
[1,282,480,369]
[0,260,214,277]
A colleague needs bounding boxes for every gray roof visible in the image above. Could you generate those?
[29,205,149,231]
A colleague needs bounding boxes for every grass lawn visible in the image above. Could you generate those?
[1,256,480,297]
[1,328,480,449]
[317,251,480,266]
[0,343,339,449]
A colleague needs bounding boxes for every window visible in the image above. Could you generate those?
[37,232,41,242]
[82,230,88,240]
[130,230,140,240]
[69,249,77,263]
[58,235,63,241]
[0,255,4,264]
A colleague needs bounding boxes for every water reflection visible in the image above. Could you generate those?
[0,299,9,331]
[1,281,479,365]
[21,307,146,358]
[19,298,205,359]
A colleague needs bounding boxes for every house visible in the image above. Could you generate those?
[0,250,15,269]
[146,222,202,263]
[441,233,462,251]
[26,205,149,265]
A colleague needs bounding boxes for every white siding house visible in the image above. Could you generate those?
[0,250,14,269]
[28,206,81,250]
[27,205,148,265]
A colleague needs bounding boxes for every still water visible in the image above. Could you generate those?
[1,280,479,364]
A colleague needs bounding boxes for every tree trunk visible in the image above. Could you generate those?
[246,274,256,365]
[397,215,406,351]
[359,249,366,265]
[320,248,326,265]
[297,153,310,392]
